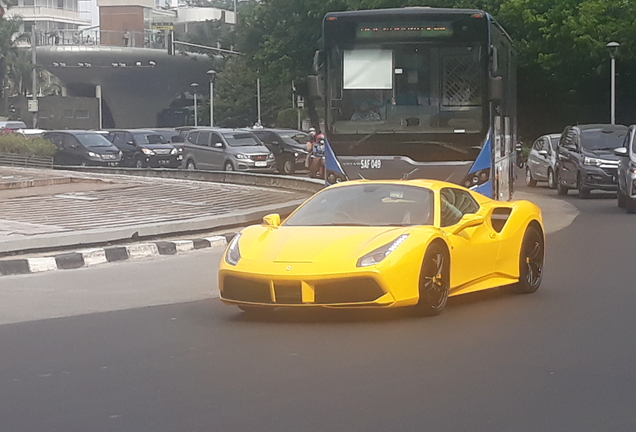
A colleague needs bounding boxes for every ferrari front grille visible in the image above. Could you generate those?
[314,278,384,304]
[222,276,272,303]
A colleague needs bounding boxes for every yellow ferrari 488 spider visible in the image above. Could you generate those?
[218,179,544,315]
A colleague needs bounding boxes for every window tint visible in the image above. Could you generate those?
[187,131,199,144]
[75,133,113,147]
[580,128,627,150]
[132,133,167,144]
[440,188,479,227]
[196,131,211,146]
[222,132,260,147]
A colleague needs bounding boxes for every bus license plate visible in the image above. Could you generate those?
[360,159,382,169]
[255,161,267,167]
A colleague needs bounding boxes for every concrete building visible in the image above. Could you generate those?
[8,0,92,43]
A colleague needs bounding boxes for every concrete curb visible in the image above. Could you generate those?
[0,234,234,277]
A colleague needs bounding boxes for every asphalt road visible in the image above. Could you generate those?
[2,185,636,432]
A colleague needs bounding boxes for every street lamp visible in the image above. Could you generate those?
[191,82,199,127]
[207,70,216,127]
[606,41,620,125]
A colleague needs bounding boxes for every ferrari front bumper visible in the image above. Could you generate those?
[219,271,397,308]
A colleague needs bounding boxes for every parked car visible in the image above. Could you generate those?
[182,128,275,172]
[0,121,27,130]
[251,128,309,175]
[555,124,627,197]
[525,133,560,188]
[44,130,122,166]
[614,124,636,213]
[106,129,182,168]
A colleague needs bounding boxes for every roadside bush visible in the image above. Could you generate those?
[0,133,56,157]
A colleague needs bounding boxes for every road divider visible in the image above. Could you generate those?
[0,234,231,277]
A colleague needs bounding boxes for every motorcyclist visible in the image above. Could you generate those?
[308,134,325,178]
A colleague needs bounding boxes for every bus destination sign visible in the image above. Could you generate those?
[356,22,453,40]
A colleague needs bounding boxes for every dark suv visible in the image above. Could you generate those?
[44,130,122,166]
[556,124,627,197]
[107,129,182,168]
[251,129,309,175]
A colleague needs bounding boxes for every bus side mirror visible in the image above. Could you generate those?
[312,50,323,74]
[490,76,503,102]
[490,45,499,76]
[308,75,324,100]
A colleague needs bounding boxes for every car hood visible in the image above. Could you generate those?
[140,144,174,150]
[583,149,620,160]
[88,146,120,154]
[231,145,270,154]
[238,225,420,264]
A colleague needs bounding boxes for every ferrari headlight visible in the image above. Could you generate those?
[141,148,155,156]
[225,233,242,266]
[356,234,409,267]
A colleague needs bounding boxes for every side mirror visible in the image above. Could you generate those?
[538,150,548,157]
[262,213,280,228]
[489,76,503,102]
[271,140,279,145]
[614,147,629,157]
[214,142,223,148]
[127,140,136,147]
[450,214,485,235]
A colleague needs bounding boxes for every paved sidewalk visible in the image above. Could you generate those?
[0,167,312,255]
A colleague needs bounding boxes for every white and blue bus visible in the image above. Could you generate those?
[313,7,516,200]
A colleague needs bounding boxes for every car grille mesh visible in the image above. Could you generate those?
[221,276,384,305]
[154,149,172,155]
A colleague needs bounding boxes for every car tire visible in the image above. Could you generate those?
[513,225,544,294]
[618,188,626,208]
[224,161,234,171]
[281,157,295,175]
[186,160,196,170]
[547,169,556,189]
[577,174,591,198]
[415,243,449,316]
[135,159,144,169]
[626,197,636,214]
[525,168,537,187]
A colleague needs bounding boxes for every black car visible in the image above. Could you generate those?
[252,128,309,175]
[555,124,627,197]
[44,130,122,166]
[107,129,182,168]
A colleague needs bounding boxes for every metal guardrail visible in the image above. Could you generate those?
[0,154,54,169]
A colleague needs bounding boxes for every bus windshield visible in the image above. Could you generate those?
[327,43,484,135]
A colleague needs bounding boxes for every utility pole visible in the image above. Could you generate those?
[256,77,261,125]
[29,26,38,128]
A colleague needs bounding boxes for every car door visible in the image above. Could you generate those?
[46,133,67,164]
[618,128,633,194]
[558,128,579,187]
[193,130,214,169]
[62,134,85,165]
[527,138,545,180]
[112,132,136,166]
[208,132,227,169]
[438,188,499,291]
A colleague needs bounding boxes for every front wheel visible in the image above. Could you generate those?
[547,169,556,189]
[135,159,144,169]
[556,172,569,196]
[415,244,449,316]
[525,168,537,187]
[186,160,196,170]
[224,161,234,171]
[281,157,295,175]
[513,225,544,294]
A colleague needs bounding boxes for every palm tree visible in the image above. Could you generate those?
[0,16,30,114]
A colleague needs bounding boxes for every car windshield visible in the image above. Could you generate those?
[76,133,113,147]
[284,183,433,227]
[581,128,627,150]
[222,132,260,147]
[133,133,168,144]
[279,132,309,147]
